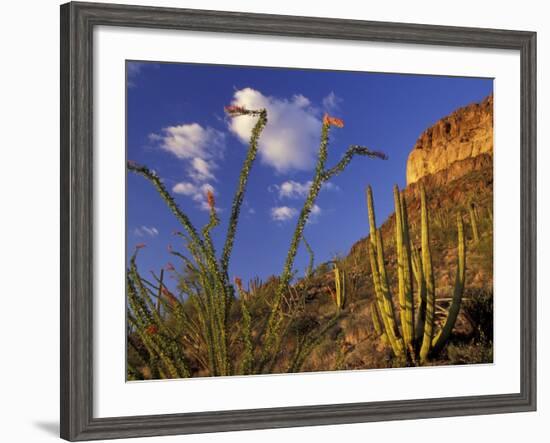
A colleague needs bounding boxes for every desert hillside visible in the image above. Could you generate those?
[128,95,494,378]
[284,95,494,371]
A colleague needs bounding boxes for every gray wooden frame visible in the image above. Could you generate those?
[60,1,537,441]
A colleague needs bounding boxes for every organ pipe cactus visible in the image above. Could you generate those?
[469,201,480,243]
[366,184,466,364]
[328,263,346,311]
[394,186,414,352]
[366,186,404,359]
[431,213,466,354]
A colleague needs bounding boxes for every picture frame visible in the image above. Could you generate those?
[60,1,537,441]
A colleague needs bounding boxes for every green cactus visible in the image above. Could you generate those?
[366,184,466,364]
[394,186,414,352]
[371,303,388,344]
[329,263,346,311]
[418,185,436,363]
[469,201,480,243]
[432,213,466,353]
[366,186,405,359]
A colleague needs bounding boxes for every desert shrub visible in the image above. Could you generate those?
[463,287,493,343]
[446,341,493,365]
[314,261,331,277]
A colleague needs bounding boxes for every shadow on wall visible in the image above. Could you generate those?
[32,421,59,437]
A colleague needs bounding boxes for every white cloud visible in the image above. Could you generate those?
[279,180,312,199]
[150,122,224,187]
[271,206,298,222]
[189,157,215,182]
[227,88,322,172]
[322,182,339,191]
[292,94,311,108]
[127,62,144,77]
[271,180,340,199]
[150,121,225,210]
[134,225,159,237]
[282,180,311,198]
[322,91,343,112]
[153,123,224,162]
[172,181,197,196]
[127,62,150,88]
[270,204,321,223]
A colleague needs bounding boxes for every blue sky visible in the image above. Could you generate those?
[127,61,492,288]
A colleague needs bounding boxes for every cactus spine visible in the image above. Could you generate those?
[366,184,466,364]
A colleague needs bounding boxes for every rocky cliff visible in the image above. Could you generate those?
[406,95,493,185]
[349,93,494,308]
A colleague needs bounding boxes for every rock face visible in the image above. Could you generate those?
[406,95,493,185]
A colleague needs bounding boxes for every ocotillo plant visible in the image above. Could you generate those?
[128,106,267,377]
[128,107,387,378]
[366,184,466,364]
[303,236,315,279]
[257,113,388,373]
[234,277,254,375]
[127,246,190,379]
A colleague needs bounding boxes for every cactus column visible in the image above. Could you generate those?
[366,186,405,359]
[366,184,467,365]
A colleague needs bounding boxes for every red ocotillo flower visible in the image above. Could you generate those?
[135,243,146,249]
[145,324,158,335]
[224,105,247,116]
[206,189,216,210]
[323,113,344,128]
[234,276,243,292]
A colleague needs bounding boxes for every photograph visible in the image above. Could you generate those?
[1,0,543,441]
[125,61,494,380]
